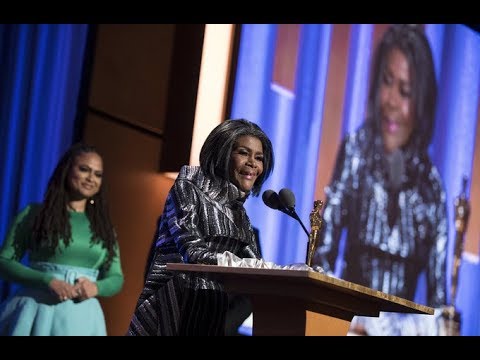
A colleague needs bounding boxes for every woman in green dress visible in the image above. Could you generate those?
[0,143,124,335]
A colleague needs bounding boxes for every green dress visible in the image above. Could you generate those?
[0,204,124,335]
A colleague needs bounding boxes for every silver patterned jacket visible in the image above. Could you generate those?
[313,125,447,307]
[128,165,260,335]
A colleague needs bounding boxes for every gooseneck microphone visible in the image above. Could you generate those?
[262,189,281,210]
[386,149,405,228]
[262,188,310,238]
[278,188,310,237]
[262,190,290,216]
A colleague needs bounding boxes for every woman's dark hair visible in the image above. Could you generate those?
[199,119,274,196]
[31,143,117,269]
[367,24,437,153]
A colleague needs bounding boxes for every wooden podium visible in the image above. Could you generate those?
[166,263,433,336]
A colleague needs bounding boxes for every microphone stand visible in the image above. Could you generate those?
[282,208,310,238]
[275,205,310,238]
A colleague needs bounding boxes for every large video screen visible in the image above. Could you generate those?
[231,24,480,335]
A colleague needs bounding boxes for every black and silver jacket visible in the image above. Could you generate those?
[313,125,447,307]
[128,165,259,335]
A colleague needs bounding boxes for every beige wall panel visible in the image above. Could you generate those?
[89,24,175,132]
[83,112,174,335]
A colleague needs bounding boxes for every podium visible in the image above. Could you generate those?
[166,263,434,336]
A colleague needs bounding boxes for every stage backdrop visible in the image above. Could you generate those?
[1,23,479,336]
[230,24,480,335]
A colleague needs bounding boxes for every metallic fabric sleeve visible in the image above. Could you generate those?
[161,172,259,265]
[167,179,217,265]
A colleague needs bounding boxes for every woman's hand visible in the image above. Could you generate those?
[73,277,98,301]
[49,278,78,302]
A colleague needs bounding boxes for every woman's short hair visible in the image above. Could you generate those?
[200,119,274,196]
[367,24,437,152]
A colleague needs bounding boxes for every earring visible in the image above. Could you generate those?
[89,199,95,205]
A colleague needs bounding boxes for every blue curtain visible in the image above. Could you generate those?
[0,24,89,300]
[231,24,480,335]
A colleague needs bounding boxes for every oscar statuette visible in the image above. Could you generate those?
[442,176,470,336]
[306,200,323,267]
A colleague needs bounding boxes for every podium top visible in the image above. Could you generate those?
[166,263,434,316]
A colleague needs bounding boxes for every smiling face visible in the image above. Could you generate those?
[229,135,264,193]
[67,152,103,201]
[380,47,415,154]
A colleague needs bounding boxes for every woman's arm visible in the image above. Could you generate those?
[167,179,219,265]
[0,204,55,289]
[96,243,124,297]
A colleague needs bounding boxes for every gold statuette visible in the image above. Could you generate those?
[306,200,323,267]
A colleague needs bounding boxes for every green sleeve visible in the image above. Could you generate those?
[0,204,54,289]
[96,243,124,297]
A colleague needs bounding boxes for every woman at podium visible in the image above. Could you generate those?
[127,119,274,335]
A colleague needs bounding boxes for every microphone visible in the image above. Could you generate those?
[278,188,310,237]
[262,189,292,217]
[262,189,282,210]
[262,188,310,238]
[278,188,296,210]
[387,149,405,191]
[385,149,404,228]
